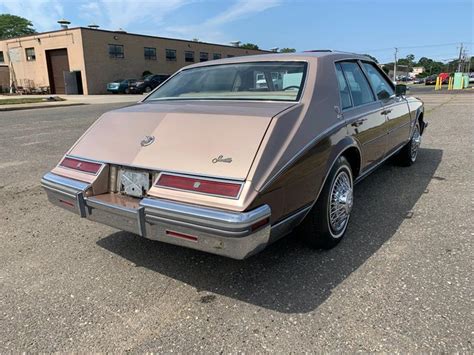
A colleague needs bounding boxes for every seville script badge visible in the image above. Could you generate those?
[212,155,232,164]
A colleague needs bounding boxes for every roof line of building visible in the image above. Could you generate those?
[1,27,272,52]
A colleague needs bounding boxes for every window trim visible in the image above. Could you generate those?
[334,59,378,111]
[165,48,177,61]
[335,62,353,110]
[359,60,395,101]
[144,47,157,60]
[25,47,36,61]
[108,44,124,59]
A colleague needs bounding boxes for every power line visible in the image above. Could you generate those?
[362,41,473,53]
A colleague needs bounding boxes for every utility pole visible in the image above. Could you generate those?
[393,47,398,82]
[457,43,463,72]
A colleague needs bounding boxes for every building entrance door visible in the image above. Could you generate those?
[46,49,70,94]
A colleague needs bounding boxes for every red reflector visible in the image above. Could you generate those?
[60,157,102,174]
[251,217,270,231]
[156,174,242,198]
[166,230,198,242]
[59,199,75,207]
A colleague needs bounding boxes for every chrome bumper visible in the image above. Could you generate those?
[41,173,273,259]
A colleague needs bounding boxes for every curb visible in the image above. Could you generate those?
[0,102,87,112]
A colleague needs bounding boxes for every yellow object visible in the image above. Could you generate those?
[435,76,441,90]
[448,77,453,90]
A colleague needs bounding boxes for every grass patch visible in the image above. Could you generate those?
[0,97,65,105]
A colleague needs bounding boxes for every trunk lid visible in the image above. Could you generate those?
[68,101,294,180]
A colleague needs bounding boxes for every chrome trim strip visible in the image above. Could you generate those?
[41,172,90,194]
[145,214,253,237]
[86,197,138,218]
[154,171,245,200]
[140,198,270,233]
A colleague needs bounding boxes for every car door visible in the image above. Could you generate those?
[336,62,387,170]
[361,62,412,154]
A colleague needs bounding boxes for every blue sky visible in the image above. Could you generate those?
[0,0,472,63]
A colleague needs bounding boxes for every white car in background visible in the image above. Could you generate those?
[256,72,284,90]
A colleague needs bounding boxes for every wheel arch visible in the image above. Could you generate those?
[313,137,362,204]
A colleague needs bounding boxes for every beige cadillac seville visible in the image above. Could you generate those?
[41,51,426,259]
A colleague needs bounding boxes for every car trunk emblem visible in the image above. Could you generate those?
[140,135,155,147]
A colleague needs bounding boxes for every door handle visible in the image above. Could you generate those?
[351,118,367,127]
[381,109,392,115]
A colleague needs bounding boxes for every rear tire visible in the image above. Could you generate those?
[144,86,152,93]
[397,122,421,166]
[299,156,354,249]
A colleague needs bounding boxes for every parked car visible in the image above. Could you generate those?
[424,74,437,85]
[107,79,137,94]
[413,77,425,84]
[130,74,170,94]
[42,52,426,259]
[256,72,283,90]
[469,73,474,84]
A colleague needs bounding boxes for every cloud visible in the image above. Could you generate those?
[0,0,64,31]
[165,0,281,44]
[205,0,281,26]
[0,0,281,45]
[95,0,191,31]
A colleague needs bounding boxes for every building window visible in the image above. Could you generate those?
[166,49,176,61]
[109,44,124,59]
[0,51,4,63]
[25,47,36,61]
[185,51,194,62]
[200,52,209,62]
[227,54,235,58]
[144,47,156,60]
[213,53,221,60]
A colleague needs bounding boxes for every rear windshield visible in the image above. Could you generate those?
[145,61,307,102]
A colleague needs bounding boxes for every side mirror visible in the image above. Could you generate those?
[395,84,407,96]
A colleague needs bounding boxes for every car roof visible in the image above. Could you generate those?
[182,51,376,70]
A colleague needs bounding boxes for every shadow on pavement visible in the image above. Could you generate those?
[97,148,442,313]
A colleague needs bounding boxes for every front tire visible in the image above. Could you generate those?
[300,156,354,249]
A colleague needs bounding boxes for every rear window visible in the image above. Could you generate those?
[145,61,307,102]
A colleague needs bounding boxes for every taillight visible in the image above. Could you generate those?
[59,157,103,175]
[155,173,242,198]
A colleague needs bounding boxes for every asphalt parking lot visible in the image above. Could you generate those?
[0,91,472,352]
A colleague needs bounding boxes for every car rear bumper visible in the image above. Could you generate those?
[41,172,273,259]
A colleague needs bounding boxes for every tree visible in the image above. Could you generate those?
[363,54,378,63]
[279,48,296,53]
[0,14,36,39]
[240,43,259,50]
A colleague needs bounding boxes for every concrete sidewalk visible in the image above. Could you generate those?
[0,94,142,111]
